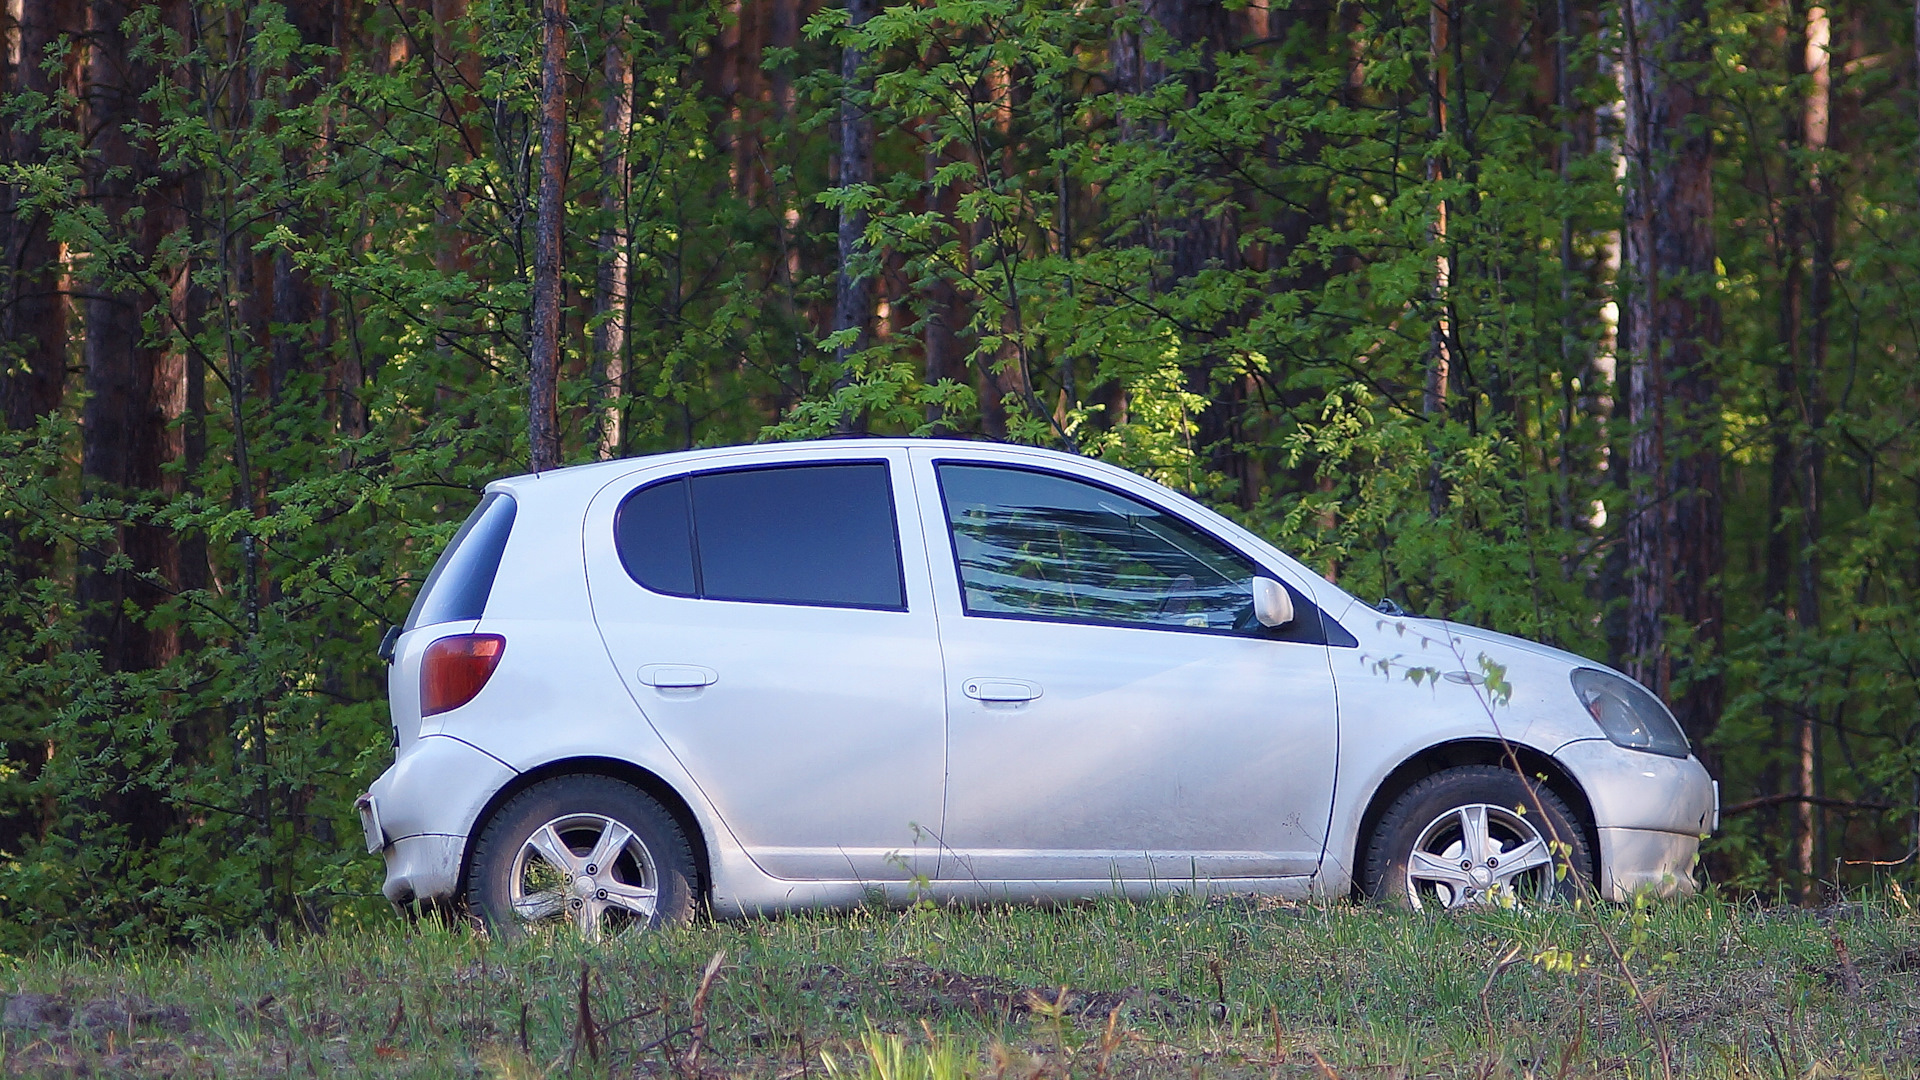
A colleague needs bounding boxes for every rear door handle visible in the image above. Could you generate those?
[639,664,718,689]
[963,678,1042,703]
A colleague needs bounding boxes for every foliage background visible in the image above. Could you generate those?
[0,0,1916,942]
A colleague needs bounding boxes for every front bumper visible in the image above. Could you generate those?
[1552,738,1714,899]
[1553,738,1716,834]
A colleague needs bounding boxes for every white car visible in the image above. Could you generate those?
[359,439,1717,936]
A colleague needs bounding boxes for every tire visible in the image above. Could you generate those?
[1361,765,1592,910]
[466,775,696,938]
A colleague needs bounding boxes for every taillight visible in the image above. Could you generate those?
[420,634,505,716]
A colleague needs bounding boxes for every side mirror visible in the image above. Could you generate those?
[1252,577,1295,628]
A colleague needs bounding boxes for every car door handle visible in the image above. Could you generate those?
[963,678,1042,703]
[638,664,718,689]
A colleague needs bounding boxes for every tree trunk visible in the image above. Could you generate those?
[769,0,798,117]
[267,0,330,410]
[595,28,632,461]
[2,0,74,438]
[78,0,186,852]
[1553,0,1580,538]
[0,0,79,864]
[1620,0,1723,754]
[1424,0,1452,519]
[831,0,876,434]
[1118,0,1244,481]
[528,0,567,473]
[1793,0,1833,896]
[923,137,963,433]
[79,0,171,673]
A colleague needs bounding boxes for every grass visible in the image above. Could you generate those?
[3,890,1918,1078]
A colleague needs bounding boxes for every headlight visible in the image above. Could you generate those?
[1570,668,1690,758]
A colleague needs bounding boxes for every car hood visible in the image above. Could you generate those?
[1432,621,1642,752]
[1437,620,1608,675]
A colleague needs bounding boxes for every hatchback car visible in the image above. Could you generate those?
[359,439,1717,937]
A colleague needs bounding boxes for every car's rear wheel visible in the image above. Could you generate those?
[1362,765,1591,910]
[466,775,695,938]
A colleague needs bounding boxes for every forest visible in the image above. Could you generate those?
[0,0,1915,943]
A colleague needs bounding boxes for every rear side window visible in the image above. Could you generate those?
[615,462,906,610]
[616,478,697,595]
[405,492,517,629]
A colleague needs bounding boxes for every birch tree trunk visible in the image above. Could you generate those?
[1793,0,1832,894]
[1424,0,1452,519]
[595,29,632,460]
[528,0,567,472]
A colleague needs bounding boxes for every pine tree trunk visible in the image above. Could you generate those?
[923,137,962,433]
[267,0,330,410]
[1554,0,1579,538]
[832,0,876,434]
[79,0,171,674]
[1620,0,1724,753]
[78,0,187,851]
[1,0,74,438]
[1164,0,1244,493]
[770,0,798,116]
[0,0,79,865]
[528,0,567,473]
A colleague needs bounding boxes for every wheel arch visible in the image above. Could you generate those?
[1348,739,1599,898]
[458,756,712,904]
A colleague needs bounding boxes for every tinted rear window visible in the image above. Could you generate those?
[615,462,905,610]
[615,478,697,595]
[405,492,517,629]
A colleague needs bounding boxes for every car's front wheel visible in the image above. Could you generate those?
[466,775,696,939]
[1362,765,1591,909]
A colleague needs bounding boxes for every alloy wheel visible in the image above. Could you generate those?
[1403,803,1557,910]
[508,812,659,940]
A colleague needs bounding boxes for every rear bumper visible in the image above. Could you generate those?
[380,834,465,907]
[1598,827,1700,900]
[362,733,517,909]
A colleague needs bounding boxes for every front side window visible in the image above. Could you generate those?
[936,463,1260,633]
[615,461,906,610]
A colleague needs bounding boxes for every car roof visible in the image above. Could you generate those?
[484,438,1092,498]
[482,437,1354,614]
